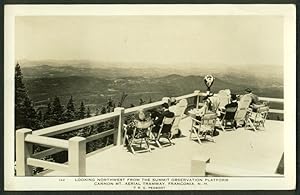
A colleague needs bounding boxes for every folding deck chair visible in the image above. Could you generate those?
[234,94,252,127]
[189,112,217,144]
[123,120,153,154]
[217,89,231,109]
[170,99,188,137]
[245,105,269,131]
[220,106,238,131]
[214,90,231,131]
[152,116,175,148]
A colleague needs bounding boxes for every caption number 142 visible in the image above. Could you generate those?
[59,178,66,182]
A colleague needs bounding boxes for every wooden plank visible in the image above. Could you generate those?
[68,137,86,176]
[86,129,115,143]
[25,135,69,149]
[27,158,69,172]
[124,100,164,114]
[31,148,65,159]
[114,108,125,146]
[260,97,284,103]
[175,93,197,101]
[269,109,284,114]
[33,112,119,136]
[16,129,33,176]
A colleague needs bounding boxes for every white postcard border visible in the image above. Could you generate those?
[4,4,296,191]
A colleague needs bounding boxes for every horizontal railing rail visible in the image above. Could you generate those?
[25,134,69,149]
[31,148,65,159]
[33,111,120,136]
[269,109,284,114]
[124,100,165,115]
[16,90,284,176]
[260,97,284,103]
[85,129,115,142]
[27,158,69,172]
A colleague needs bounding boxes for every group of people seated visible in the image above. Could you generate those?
[124,87,269,152]
[201,88,267,130]
[125,97,181,141]
[123,97,185,153]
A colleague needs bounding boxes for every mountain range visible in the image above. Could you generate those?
[20,62,283,113]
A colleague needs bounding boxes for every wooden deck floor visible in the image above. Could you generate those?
[43,117,284,176]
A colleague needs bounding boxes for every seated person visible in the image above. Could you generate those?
[225,94,238,109]
[132,109,152,139]
[203,93,222,120]
[244,88,264,112]
[152,103,175,134]
[168,97,182,137]
[244,88,259,105]
[169,97,177,114]
[223,94,239,128]
[202,93,215,112]
[160,111,175,134]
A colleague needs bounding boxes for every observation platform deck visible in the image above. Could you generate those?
[42,117,283,177]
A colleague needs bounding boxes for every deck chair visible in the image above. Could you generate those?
[217,89,231,109]
[189,112,217,144]
[234,94,252,127]
[245,105,269,131]
[153,115,175,148]
[213,90,231,131]
[123,120,152,154]
[207,95,220,113]
[170,99,188,137]
[220,106,238,131]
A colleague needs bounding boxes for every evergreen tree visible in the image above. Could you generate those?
[23,96,41,130]
[117,92,128,107]
[44,102,52,121]
[95,108,100,116]
[52,96,64,123]
[77,101,86,119]
[139,98,145,105]
[62,96,76,122]
[37,110,43,122]
[106,98,115,113]
[100,106,106,114]
[15,63,40,130]
[66,96,75,112]
[86,107,91,118]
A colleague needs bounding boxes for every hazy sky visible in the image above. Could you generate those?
[15,16,283,68]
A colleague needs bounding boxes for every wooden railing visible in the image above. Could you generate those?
[15,90,283,176]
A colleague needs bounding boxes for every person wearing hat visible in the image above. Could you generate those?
[244,88,259,105]
[152,103,175,134]
[131,109,153,139]
[222,94,239,128]
[225,94,238,109]
[169,97,177,114]
[244,88,265,112]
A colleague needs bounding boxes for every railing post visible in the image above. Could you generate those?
[114,107,125,146]
[194,90,201,108]
[68,137,86,176]
[191,155,210,176]
[16,128,33,176]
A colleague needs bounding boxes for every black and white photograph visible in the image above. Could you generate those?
[4,4,296,190]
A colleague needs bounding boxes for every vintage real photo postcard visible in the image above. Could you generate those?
[4,4,296,191]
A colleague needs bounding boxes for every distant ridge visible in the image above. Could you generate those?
[20,62,283,84]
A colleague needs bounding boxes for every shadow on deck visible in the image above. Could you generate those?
[42,116,283,177]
